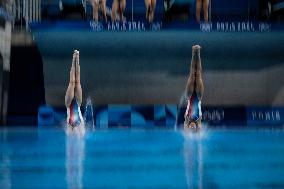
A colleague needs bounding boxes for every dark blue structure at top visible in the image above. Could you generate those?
[41,0,260,22]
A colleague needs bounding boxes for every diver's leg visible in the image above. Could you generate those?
[185,46,199,98]
[101,0,108,22]
[145,0,150,21]
[74,51,82,106]
[111,0,118,21]
[150,0,156,23]
[120,0,126,20]
[65,52,76,107]
[203,0,209,22]
[194,45,204,101]
[93,1,99,21]
[196,0,201,23]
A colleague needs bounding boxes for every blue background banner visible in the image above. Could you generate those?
[39,104,250,128]
[247,107,284,126]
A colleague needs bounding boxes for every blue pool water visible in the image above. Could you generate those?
[1,128,284,189]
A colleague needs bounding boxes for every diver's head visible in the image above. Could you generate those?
[184,119,198,132]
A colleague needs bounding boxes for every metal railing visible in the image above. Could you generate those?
[13,0,41,29]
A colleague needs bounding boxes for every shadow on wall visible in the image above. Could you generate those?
[7,44,46,125]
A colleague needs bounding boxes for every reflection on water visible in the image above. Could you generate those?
[0,130,12,189]
[66,134,85,189]
[183,130,206,189]
[0,155,11,189]
[1,128,284,188]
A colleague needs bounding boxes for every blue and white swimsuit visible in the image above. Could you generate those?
[185,91,202,123]
[67,99,83,128]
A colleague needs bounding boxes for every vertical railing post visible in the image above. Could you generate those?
[132,0,133,22]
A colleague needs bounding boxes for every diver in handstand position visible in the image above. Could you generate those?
[184,45,204,132]
[65,50,85,135]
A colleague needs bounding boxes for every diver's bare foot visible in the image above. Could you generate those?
[192,45,201,51]
[192,45,201,56]
[74,50,80,83]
